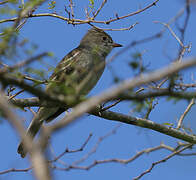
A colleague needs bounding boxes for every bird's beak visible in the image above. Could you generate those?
[112,43,123,47]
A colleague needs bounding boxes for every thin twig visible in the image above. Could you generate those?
[103,0,159,24]
[0,142,194,175]
[0,0,9,5]
[177,98,195,129]
[0,52,49,74]
[0,167,32,175]
[100,99,122,111]
[154,21,185,48]
[0,0,159,25]
[49,133,93,163]
[177,0,191,58]
[175,83,196,89]
[68,0,74,18]
[91,22,139,31]
[72,125,120,165]
[93,0,107,18]
[9,89,24,100]
[50,142,192,172]
[133,144,193,180]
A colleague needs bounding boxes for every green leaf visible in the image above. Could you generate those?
[162,122,174,127]
[89,0,94,9]
[48,52,54,57]
[48,1,56,9]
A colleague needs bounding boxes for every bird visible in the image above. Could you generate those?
[17,27,122,158]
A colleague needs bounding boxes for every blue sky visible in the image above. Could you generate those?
[1,0,196,180]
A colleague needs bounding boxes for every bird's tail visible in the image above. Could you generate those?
[17,108,45,158]
[17,107,65,158]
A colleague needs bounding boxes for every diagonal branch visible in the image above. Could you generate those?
[9,90,196,108]
[0,52,49,74]
[91,109,196,144]
[2,58,196,145]
[0,0,9,5]
[0,92,51,180]
[133,144,193,180]
[47,58,196,133]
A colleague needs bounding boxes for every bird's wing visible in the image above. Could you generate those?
[17,48,83,158]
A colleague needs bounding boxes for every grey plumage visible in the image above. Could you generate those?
[17,28,122,158]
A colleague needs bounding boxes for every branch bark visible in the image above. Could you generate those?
[46,58,196,133]
[91,108,196,144]
[0,92,51,180]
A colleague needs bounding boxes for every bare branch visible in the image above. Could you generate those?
[0,0,159,25]
[100,99,122,111]
[49,142,192,172]
[3,58,196,145]
[0,167,32,175]
[89,22,138,31]
[0,52,49,74]
[175,83,196,89]
[0,0,9,5]
[91,109,196,144]
[177,98,195,129]
[47,58,196,134]
[177,0,191,58]
[68,0,74,18]
[50,133,93,163]
[133,144,193,180]
[103,0,159,24]
[0,142,194,175]
[0,92,51,180]
[154,21,185,48]
[72,125,120,165]
[119,90,196,101]
[93,0,107,19]
[9,89,196,108]
[9,89,25,100]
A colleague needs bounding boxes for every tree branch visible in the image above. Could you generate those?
[0,92,51,180]
[91,109,196,144]
[47,57,196,134]
[0,0,159,25]
[2,58,196,145]
[133,144,193,180]
[9,89,196,108]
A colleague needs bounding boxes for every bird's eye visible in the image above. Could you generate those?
[102,36,107,41]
